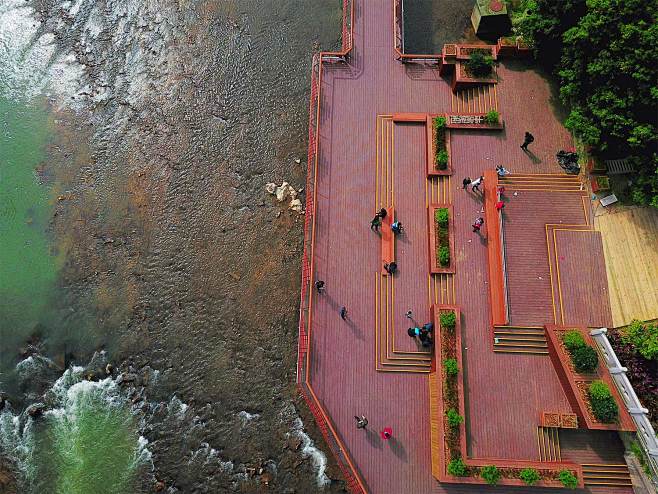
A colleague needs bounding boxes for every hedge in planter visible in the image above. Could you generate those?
[588,381,618,423]
[519,468,540,486]
[447,458,467,477]
[434,208,450,267]
[559,470,578,489]
[433,117,448,170]
[440,311,456,330]
[480,465,501,485]
[465,50,494,78]
[562,329,598,373]
[443,358,459,377]
[485,110,500,126]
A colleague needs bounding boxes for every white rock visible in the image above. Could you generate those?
[289,199,303,213]
[265,183,277,194]
[294,158,301,164]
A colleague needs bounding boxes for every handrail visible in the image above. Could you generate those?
[393,0,442,62]
[296,2,367,493]
[590,328,658,486]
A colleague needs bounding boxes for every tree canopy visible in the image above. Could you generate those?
[513,0,658,207]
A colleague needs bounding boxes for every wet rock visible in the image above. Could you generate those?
[26,403,45,418]
[154,480,166,491]
[116,372,138,386]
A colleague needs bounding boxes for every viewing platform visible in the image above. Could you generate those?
[296,1,637,493]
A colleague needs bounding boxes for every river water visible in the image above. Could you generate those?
[0,0,344,492]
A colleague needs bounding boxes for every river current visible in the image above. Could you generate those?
[0,0,343,492]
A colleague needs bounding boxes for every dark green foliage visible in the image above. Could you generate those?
[516,0,658,207]
[435,208,449,227]
[438,245,450,266]
[562,329,585,351]
[519,468,541,486]
[485,110,500,125]
[434,117,448,169]
[588,381,618,423]
[434,116,447,128]
[436,150,449,168]
[558,469,578,489]
[440,311,456,330]
[572,345,598,373]
[622,320,658,361]
[480,465,501,485]
[443,358,459,377]
[447,458,467,477]
[466,50,494,78]
[446,408,464,428]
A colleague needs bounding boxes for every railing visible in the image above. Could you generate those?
[295,3,366,493]
[590,328,658,485]
[497,187,510,323]
[393,0,442,63]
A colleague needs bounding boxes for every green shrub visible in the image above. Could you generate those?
[588,381,618,423]
[443,358,459,377]
[446,408,464,428]
[480,465,501,485]
[558,469,578,489]
[484,110,499,125]
[519,467,540,486]
[435,208,449,227]
[440,311,456,330]
[433,116,447,129]
[436,149,448,168]
[466,50,494,78]
[438,245,450,266]
[447,458,467,477]
[562,330,585,352]
[571,345,598,373]
[622,320,658,361]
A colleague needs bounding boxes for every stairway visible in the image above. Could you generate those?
[499,174,584,192]
[582,464,632,488]
[494,326,548,355]
[537,427,561,461]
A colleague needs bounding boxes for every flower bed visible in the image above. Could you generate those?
[426,115,452,176]
[545,325,636,431]
[428,205,454,274]
[429,311,583,488]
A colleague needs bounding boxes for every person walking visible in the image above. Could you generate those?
[383,261,397,275]
[355,415,368,429]
[315,280,325,293]
[391,220,403,234]
[472,217,484,233]
[495,165,510,177]
[380,427,393,440]
[340,306,348,320]
[370,215,382,232]
[471,175,484,193]
[520,131,534,151]
[405,310,413,319]
[462,177,471,190]
[378,208,387,219]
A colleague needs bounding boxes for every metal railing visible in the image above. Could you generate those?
[295,3,366,493]
[590,328,658,485]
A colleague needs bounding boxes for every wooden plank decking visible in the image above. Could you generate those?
[304,1,629,492]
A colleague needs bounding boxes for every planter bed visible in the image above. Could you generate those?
[426,115,452,176]
[590,175,611,193]
[445,112,504,130]
[428,205,455,274]
[429,307,583,488]
[456,44,497,61]
[545,325,635,432]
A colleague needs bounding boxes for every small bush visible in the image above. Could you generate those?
[588,381,618,423]
[446,408,464,428]
[433,116,447,129]
[435,208,449,227]
[558,470,578,489]
[438,245,450,266]
[440,311,456,330]
[447,458,467,477]
[480,465,501,485]
[443,358,459,376]
[436,149,449,168]
[484,110,499,125]
[572,345,598,373]
[562,330,585,352]
[466,50,494,78]
[519,468,540,486]
[622,320,658,361]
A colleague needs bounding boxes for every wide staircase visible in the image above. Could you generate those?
[581,464,632,488]
[537,426,561,461]
[499,173,584,192]
[493,326,548,355]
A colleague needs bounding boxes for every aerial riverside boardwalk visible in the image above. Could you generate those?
[298,1,633,493]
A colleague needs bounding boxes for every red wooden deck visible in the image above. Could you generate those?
[304,1,628,492]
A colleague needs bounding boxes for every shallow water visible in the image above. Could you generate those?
[1,0,345,491]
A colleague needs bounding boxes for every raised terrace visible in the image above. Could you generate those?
[296,1,637,493]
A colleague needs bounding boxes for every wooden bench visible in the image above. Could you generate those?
[381,207,395,275]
